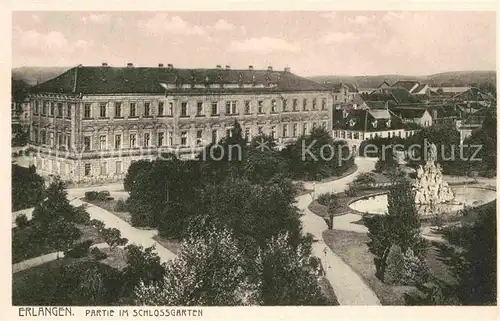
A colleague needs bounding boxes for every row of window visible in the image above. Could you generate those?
[78,121,328,151]
[34,131,71,148]
[33,101,72,118]
[84,161,122,177]
[81,98,329,119]
[333,130,411,140]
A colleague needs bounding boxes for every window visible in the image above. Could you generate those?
[322,98,327,110]
[211,102,218,115]
[158,102,164,116]
[312,122,317,129]
[258,127,263,134]
[83,136,91,151]
[42,102,47,115]
[49,132,54,146]
[168,131,173,146]
[100,162,107,176]
[114,134,121,149]
[57,133,63,146]
[144,133,151,147]
[282,124,288,137]
[271,100,277,113]
[50,102,55,116]
[181,102,188,117]
[225,101,231,115]
[244,101,251,114]
[168,102,173,116]
[244,128,251,140]
[34,101,40,115]
[84,103,91,118]
[196,130,203,145]
[283,99,288,111]
[180,131,187,146]
[100,103,107,118]
[66,104,71,118]
[292,124,298,137]
[130,103,136,117]
[158,132,164,146]
[322,121,327,129]
[271,126,276,139]
[302,99,308,111]
[144,102,151,117]
[211,129,218,144]
[129,134,137,148]
[354,132,359,139]
[312,98,317,110]
[115,102,122,117]
[226,128,231,137]
[84,164,91,176]
[230,101,237,114]
[99,135,107,150]
[302,123,307,135]
[258,100,264,114]
[292,99,298,111]
[115,161,122,174]
[197,102,204,116]
[57,103,63,117]
[41,131,47,144]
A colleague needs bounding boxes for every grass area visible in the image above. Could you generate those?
[322,229,456,305]
[75,223,106,245]
[153,235,182,255]
[318,164,358,183]
[318,276,339,305]
[84,198,133,225]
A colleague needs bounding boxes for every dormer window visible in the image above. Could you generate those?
[349,119,356,127]
[386,120,391,127]
[371,120,378,128]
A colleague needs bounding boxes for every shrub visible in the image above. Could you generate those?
[90,219,106,233]
[344,183,358,197]
[353,172,376,187]
[73,205,91,225]
[84,191,99,201]
[401,249,431,285]
[317,192,336,206]
[65,240,93,258]
[15,214,29,229]
[90,247,108,260]
[114,199,128,212]
[383,244,405,285]
[97,191,111,201]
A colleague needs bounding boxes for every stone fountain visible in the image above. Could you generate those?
[412,144,455,214]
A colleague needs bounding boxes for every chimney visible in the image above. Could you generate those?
[216,65,222,69]
[158,63,164,67]
[225,65,231,70]
[167,63,174,69]
[248,65,254,71]
[127,62,134,67]
[101,62,109,67]
[267,66,273,71]
[284,66,291,73]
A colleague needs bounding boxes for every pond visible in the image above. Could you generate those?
[348,186,496,216]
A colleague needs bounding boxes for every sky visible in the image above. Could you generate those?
[11,11,496,76]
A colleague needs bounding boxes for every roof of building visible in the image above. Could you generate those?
[412,83,428,94]
[365,101,388,110]
[391,80,419,92]
[31,65,330,95]
[365,87,417,104]
[332,108,406,131]
[323,82,358,93]
[391,107,428,119]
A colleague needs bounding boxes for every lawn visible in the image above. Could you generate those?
[84,198,133,225]
[322,229,455,305]
[318,276,339,305]
[153,235,182,255]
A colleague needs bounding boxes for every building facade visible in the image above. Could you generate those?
[28,64,333,183]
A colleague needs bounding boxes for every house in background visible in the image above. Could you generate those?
[322,82,359,105]
[391,107,432,127]
[358,80,391,95]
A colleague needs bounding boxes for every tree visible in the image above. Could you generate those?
[90,219,106,232]
[326,196,340,230]
[47,218,82,258]
[383,244,405,285]
[122,245,167,297]
[253,233,328,305]
[12,164,45,211]
[32,177,75,224]
[134,227,251,306]
[15,214,29,229]
[101,227,128,248]
[123,160,153,192]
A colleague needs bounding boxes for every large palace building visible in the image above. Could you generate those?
[28,63,333,183]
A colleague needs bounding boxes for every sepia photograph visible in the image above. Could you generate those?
[6,5,497,318]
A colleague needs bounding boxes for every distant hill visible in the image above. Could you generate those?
[12,66,72,86]
[12,67,496,90]
[309,71,496,88]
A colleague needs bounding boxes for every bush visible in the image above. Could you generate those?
[73,205,91,225]
[353,172,376,187]
[401,249,431,285]
[65,240,93,258]
[344,183,358,197]
[383,244,405,285]
[84,191,99,201]
[15,214,29,229]
[317,192,336,206]
[97,191,111,201]
[114,199,128,212]
[90,247,108,260]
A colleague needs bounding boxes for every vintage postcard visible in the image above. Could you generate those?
[2,1,498,320]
